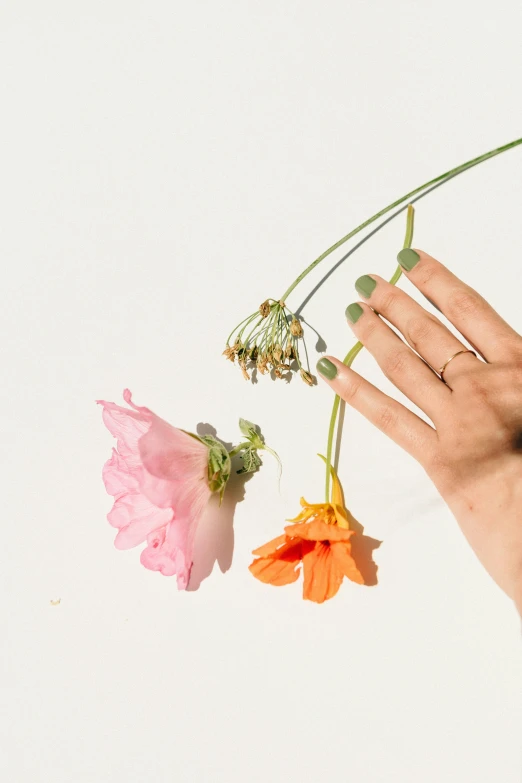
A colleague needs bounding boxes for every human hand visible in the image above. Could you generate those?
[316,249,522,613]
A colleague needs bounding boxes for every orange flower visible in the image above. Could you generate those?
[249,464,364,603]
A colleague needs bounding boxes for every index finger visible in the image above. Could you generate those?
[396,248,521,363]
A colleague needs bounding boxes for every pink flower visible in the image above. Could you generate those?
[97,390,214,589]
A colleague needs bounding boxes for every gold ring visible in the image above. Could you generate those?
[439,349,477,382]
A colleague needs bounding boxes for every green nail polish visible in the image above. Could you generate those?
[345,303,364,323]
[397,248,420,271]
[355,275,377,298]
[316,358,337,380]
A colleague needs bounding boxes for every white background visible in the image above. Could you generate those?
[1,2,521,782]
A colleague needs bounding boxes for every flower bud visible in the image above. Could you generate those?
[259,300,271,318]
[290,318,303,338]
[300,369,315,386]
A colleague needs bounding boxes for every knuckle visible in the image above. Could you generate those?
[406,315,437,348]
[416,261,441,287]
[381,348,410,378]
[358,317,380,343]
[427,453,458,494]
[375,404,398,433]
[341,375,364,405]
[460,371,487,397]
[377,289,401,314]
[453,372,493,413]
[446,288,483,321]
[508,351,522,375]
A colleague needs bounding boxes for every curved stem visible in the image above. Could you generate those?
[324,341,363,501]
[282,137,522,303]
[324,203,415,502]
[226,312,257,345]
[228,441,252,458]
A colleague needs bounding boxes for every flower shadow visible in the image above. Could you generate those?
[333,400,381,585]
[187,423,254,591]
[347,510,382,587]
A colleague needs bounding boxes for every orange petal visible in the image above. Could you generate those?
[317,456,346,509]
[286,519,355,542]
[249,541,302,586]
[251,533,288,558]
[330,541,365,585]
[330,467,345,510]
[302,542,344,603]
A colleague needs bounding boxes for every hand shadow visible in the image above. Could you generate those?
[187,423,254,591]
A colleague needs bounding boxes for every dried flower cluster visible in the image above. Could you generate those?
[224,298,314,385]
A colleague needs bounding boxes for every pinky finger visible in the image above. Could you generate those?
[317,356,437,463]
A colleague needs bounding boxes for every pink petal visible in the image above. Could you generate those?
[140,520,192,588]
[136,410,211,519]
[138,416,209,494]
[112,494,172,549]
[102,449,140,497]
[97,391,151,470]
[98,390,213,584]
[140,481,211,589]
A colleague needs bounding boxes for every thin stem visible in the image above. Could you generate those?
[228,442,252,458]
[324,203,415,502]
[226,312,258,345]
[282,137,522,303]
[324,341,364,501]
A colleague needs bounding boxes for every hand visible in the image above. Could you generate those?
[317,249,522,613]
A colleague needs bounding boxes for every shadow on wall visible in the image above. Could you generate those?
[187,422,254,592]
[348,511,382,587]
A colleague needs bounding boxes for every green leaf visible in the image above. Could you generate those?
[236,446,262,475]
[200,435,231,495]
[239,418,256,438]
[238,418,264,450]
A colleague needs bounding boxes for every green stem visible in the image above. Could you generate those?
[324,342,364,502]
[324,204,415,502]
[281,137,522,303]
[228,442,252,458]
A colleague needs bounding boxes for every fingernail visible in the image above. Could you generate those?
[397,248,420,271]
[316,358,338,380]
[355,275,377,298]
[345,302,364,323]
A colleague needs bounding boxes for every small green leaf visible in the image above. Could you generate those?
[201,435,231,495]
[239,418,256,438]
[236,446,262,475]
[238,418,264,450]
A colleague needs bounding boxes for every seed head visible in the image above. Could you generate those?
[290,318,303,338]
[273,344,283,363]
[259,300,271,318]
[223,342,241,362]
